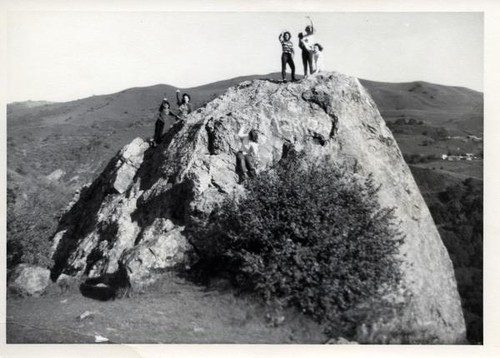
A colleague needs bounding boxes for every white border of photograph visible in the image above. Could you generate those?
[0,0,497,357]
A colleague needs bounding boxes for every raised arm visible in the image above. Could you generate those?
[278,32,284,43]
[307,16,315,33]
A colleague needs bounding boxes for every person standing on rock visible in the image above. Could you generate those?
[300,18,315,78]
[298,32,306,76]
[236,125,259,183]
[312,43,324,73]
[176,89,193,121]
[278,31,296,83]
[152,98,172,148]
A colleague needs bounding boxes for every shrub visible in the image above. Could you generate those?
[7,210,53,268]
[7,181,71,269]
[191,158,404,335]
[435,127,449,140]
[428,178,483,343]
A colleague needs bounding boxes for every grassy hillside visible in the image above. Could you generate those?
[359,79,483,134]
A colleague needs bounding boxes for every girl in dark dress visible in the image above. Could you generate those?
[152,98,171,147]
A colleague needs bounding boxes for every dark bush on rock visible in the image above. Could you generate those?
[191,157,404,334]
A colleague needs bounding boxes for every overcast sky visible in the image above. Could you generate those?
[7,11,483,102]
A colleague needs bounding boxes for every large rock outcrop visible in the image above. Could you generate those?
[50,72,465,343]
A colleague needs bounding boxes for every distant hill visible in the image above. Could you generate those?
[359,79,483,134]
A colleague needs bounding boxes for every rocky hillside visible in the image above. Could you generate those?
[48,72,465,343]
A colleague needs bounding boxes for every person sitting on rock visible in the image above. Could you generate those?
[176,89,193,121]
[278,31,296,83]
[152,98,172,148]
[236,125,259,183]
[300,20,315,78]
[312,43,324,73]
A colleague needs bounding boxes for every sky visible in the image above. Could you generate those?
[6,11,483,102]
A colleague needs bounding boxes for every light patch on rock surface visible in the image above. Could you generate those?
[49,229,67,259]
[111,138,150,194]
[122,219,193,289]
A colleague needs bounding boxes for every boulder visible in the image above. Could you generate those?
[49,72,465,343]
[121,218,194,289]
[8,264,51,297]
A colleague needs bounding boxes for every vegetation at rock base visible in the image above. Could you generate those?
[403,153,438,164]
[7,180,70,268]
[428,178,483,344]
[190,157,404,337]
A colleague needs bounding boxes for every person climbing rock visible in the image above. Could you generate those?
[312,43,324,73]
[176,89,193,121]
[278,31,296,83]
[152,98,172,148]
[300,17,315,78]
[236,125,259,183]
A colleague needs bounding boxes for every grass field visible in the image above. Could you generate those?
[7,277,326,344]
[413,160,483,180]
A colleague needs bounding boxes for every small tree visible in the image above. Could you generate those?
[191,157,404,334]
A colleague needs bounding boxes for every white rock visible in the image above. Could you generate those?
[8,264,50,297]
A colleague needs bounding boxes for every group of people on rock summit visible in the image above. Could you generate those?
[152,18,323,181]
[279,17,324,82]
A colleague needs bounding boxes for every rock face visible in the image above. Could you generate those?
[50,72,465,343]
[8,264,51,296]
